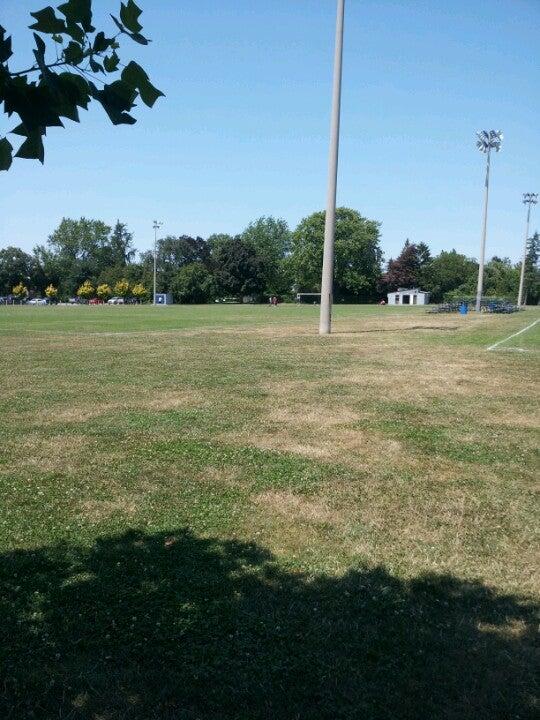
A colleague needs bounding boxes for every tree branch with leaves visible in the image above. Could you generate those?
[0,0,163,170]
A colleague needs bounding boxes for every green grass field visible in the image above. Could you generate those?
[1,304,538,719]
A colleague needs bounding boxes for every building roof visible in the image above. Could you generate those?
[394,288,429,293]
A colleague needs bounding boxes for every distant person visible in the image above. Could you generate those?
[379,299,386,305]
[272,296,278,307]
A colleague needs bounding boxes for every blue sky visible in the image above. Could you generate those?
[1,0,539,262]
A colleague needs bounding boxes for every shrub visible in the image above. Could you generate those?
[132,283,148,303]
[96,283,112,301]
[45,284,58,301]
[12,282,28,301]
[114,279,130,300]
[77,280,95,301]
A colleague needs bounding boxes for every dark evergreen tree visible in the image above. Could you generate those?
[523,231,539,305]
[382,240,422,291]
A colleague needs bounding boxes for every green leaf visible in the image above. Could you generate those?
[120,0,143,33]
[54,94,80,122]
[29,7,67,34]
[3,79,63,130]
[0,136,13,171]
[0,25,13,63]
[130,32,149,46]
[33,32,47,59]
[15,129,45,163]
[110,16,149,45]
[93,31,112,54]
[110,15,124,33]
[89,80,137,125]
[11,123,29,136]
[121,61,164,107]
[64,21,85,43]
[63,40,84,64]
[33,33,60,88]
[103,51,120,73]
[57,0,93,33]
[89,57,103,74]
[57,72,90,109]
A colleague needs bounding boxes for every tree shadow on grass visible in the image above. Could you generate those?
[332,325,458,335]
[0,528,537,719]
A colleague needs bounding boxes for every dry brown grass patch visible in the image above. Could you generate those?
[7,433,92,473]
[253,489,341,525]
[78,498,137,522]
[35,387,208,423]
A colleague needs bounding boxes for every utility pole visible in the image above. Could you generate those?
[319,0,345,335]
[474,130,503,313]
[153,220,163,305]
[517,193,538,307]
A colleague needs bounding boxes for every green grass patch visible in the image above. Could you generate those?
[0,304,538,718]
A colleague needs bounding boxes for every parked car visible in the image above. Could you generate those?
[27,298,48,305]
[89,298,103,305]
[107,297,125,305]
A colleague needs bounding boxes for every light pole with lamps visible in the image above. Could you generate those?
[319,0,345,335]
[474,130,503,312]
[153,220,163,305]
[517,193,538,307]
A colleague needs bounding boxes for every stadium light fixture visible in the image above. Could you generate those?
[517,193,538,306]
[319,0,345,335]
[153,220,163,305]
[475,130,503,312]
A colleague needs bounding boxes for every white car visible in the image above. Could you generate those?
[27,298,47,305]
[107,297,125,305]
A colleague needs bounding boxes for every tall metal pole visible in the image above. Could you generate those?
[319,0,345,335]
[517,194,537,307]
[152,220,162,305]
[475,150,491,313]
[517,202,531,307]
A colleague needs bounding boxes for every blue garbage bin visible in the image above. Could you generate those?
[459,302,468,315]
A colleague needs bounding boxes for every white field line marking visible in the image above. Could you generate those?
[486,318,540,351]
[494,347,527,353]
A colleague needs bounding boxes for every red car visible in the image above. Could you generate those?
[89,298,103,305]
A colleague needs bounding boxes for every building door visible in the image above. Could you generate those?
[402,295,410,305]
[413,295,417,305]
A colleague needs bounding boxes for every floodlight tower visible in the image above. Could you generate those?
[153,220,163,305]
[517,193,538,307]
[319,0,345,335]
[475,130,503,312]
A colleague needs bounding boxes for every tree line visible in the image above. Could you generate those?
[1,209,538,304]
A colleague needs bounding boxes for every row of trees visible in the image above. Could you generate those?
[1,211,538,304]
[381,239,539,304]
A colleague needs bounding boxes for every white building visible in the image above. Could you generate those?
[387,288,430,306]
[154,293,173,305]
